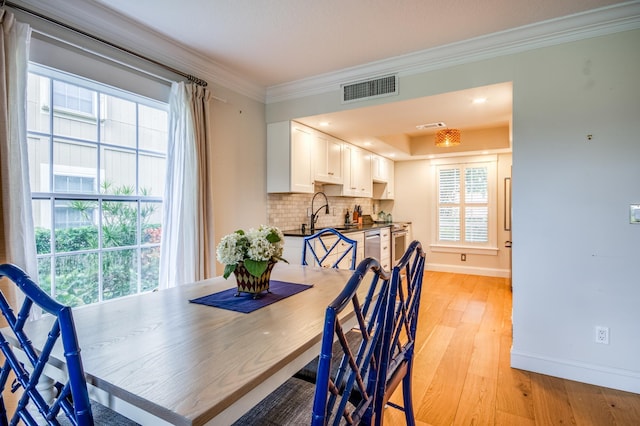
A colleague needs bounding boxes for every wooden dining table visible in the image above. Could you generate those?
[15,264,356,425]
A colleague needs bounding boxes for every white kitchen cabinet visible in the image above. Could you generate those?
[284,231,364,269]
[283,236,304,265]
[372,154,391,183]
[326,143,372,197]
[267,121,314,193]
[321,235,358,269]
[380,227,391,270]
[313,133,342,184]
[351,231,365,265]
[373,156,395,200]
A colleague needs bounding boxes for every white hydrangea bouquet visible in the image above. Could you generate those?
[216,225,287,279]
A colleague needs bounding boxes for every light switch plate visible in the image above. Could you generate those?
[631,204,640,224]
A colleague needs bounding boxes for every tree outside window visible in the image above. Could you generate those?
[28,65,168,307]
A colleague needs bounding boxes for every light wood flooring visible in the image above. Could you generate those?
[383,271,640,426]
[2,272,639,424]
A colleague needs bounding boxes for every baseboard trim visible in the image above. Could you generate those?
[511,350,640,394]
[426,263,511,278]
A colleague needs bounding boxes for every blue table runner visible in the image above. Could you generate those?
[189,280,313,313]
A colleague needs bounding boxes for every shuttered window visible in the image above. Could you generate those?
[437,163,491,245]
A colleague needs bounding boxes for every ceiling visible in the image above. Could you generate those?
[86,0,629,160]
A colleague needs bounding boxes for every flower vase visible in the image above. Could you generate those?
[233,261,275,298]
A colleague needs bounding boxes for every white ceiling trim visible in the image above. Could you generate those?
[10,0,266,101]
[266,1,640,104]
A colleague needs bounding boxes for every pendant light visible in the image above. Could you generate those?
[435,128,461,147]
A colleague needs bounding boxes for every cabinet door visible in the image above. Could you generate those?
[267,121,314,193]
[291,126,314,193]
[351,232,365,265]
[355,147,372,197]
[380,227,391,270]
[372,154,389,182]
[336,239,355,269]
[372,157,394,200]
[327,137,343,182]
[324,143,372,198]
[342,144,357,196]
[314,134,342,184]
[385,160,394,199]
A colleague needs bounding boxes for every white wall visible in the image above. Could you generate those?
[509,30,640,392]
[394,153,512,278]
[266,29,640,393]
[208,83,269,274]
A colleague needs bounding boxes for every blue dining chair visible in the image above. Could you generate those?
[232,257,392,425]
[374,241,426,425]
[0,264,138,426]
[302,228,358,270]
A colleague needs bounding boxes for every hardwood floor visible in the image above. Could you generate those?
[383,271,640,425]
[3,271,639,424]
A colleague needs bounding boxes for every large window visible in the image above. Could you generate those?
[27,64,168,307]
[434,157,497,252]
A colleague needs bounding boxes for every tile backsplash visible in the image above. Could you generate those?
[267,192,377,233]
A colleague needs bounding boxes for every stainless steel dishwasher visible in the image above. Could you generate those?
[364,229,381,261]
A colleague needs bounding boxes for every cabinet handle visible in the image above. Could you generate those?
[328,172,334,175]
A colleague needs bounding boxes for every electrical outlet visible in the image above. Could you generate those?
[595,326,609,344]
[461,253,466,261]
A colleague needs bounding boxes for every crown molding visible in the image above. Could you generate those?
[266,1,640,104]
[8,0,640,105]
[7,0,266,102]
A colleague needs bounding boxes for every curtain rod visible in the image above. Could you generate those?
[3,0,208,87]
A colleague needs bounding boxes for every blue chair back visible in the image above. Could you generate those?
[311,257,391,426]
[0,264,94,426]
[375,240,426,425]
[302,228,357,270]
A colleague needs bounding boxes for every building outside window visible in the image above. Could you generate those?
[27,64,168,307]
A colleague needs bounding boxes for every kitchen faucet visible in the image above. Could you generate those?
[309,191,329,234]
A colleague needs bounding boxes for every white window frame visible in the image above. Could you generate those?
[431,155,498,256]
[29,63,168,305]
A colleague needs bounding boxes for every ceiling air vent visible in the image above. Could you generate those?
[341,74,398,103]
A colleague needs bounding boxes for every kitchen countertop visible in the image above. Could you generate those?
[283,222,401,237]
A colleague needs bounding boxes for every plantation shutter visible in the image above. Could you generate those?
[438,168,460,241]
[465,167,489,242]
[437,163,490,245]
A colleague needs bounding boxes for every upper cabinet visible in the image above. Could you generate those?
[372,154,391,183]
[327,143,372,197]
[268,120,391,198]
[313,133,343,184]
[267,121,314,193]
[372,154,395,200]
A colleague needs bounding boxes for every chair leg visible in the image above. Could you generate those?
[401,361,416,426]
[0,397,7,426]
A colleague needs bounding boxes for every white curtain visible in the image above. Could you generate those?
[159,81,212,288]
[0,10,37,279]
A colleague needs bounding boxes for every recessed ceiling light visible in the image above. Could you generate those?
[388,153,396,158]
[319,121,330,126]
[363,141,373,146]
[473,97,487,104]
